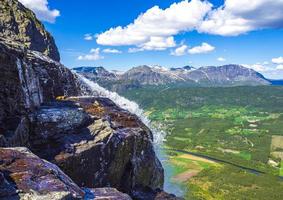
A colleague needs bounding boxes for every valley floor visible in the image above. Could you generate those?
[122,86,283,200]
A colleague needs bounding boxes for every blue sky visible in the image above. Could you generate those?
[19,0,283,79]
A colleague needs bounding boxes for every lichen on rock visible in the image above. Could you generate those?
[0,147,85,199]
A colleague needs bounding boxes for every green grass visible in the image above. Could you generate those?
[280,161,283,176]
[187,165,283,200]
[236,151,252,160]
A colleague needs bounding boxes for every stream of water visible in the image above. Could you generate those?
[75,72,185,197]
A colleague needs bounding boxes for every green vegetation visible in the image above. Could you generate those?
[280,161,283,176]
[122,86,283,199]
[187,165,283,200]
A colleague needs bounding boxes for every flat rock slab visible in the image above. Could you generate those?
[85,188,132,200]
[0,147,84,199]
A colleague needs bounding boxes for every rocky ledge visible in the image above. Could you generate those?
[29,97,164,198]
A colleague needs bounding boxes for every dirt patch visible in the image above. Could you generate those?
[271,135,283,151]
[270,136,283,159]
[172,170,200,182]
[179,154,217,164]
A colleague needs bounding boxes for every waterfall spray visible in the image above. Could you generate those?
[74,72,166,144]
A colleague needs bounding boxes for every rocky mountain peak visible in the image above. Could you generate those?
[0,0,60,61]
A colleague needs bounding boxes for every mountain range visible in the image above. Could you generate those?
[73,64,273,92]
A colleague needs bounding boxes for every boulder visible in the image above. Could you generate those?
[30,97,164,196]
[0,147,84,199]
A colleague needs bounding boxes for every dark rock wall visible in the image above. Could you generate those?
[0,40,81,147]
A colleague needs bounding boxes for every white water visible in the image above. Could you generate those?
[74,72,166,145]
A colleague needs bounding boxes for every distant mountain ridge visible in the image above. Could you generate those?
[73,64,273,92]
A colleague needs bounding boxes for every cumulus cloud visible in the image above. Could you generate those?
[77,48,104,61]
[102,48,122,54]
[243,63,270,72]
[19,0,60,23]
[199,0,283,36]
[272,56,283,64]
[244,60,283,79]
[96,0,212,50]
[84,34,94,41]
[95,0,283,47]
[140,36,176,51]
[171,45,188,56]
[217,57,226,62]
[188,43,215,54]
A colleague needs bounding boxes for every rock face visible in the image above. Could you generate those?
[73,66,117,82]
[30,97,164,196]
[0,0,60,61]
[0,147,84,199]
[0,39,81,147]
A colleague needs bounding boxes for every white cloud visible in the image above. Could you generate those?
[84,34,94,41]
[128,48,144,53]
[94,0,283,48]
[102,48,122,54]
[242,62,283,79]
[96,0,283,48]
[139,36,176,51]
[198,0,283,36]
[171,45,188,56]
[19,0,60,23]
[188,43,215,54]
[272,56,283,64]
[243,63,270,72]
[96,0,212,50]
[217,57,226,62]
[77,48,104,61]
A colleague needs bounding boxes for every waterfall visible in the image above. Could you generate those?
[74,72,166,145]
[16,58,43,108]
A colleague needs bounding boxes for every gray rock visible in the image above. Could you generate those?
[85,188,132,200]
[0,147,85,199]
[0,0,60,61]
[30,97,164,196]
[0,39,81,147]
